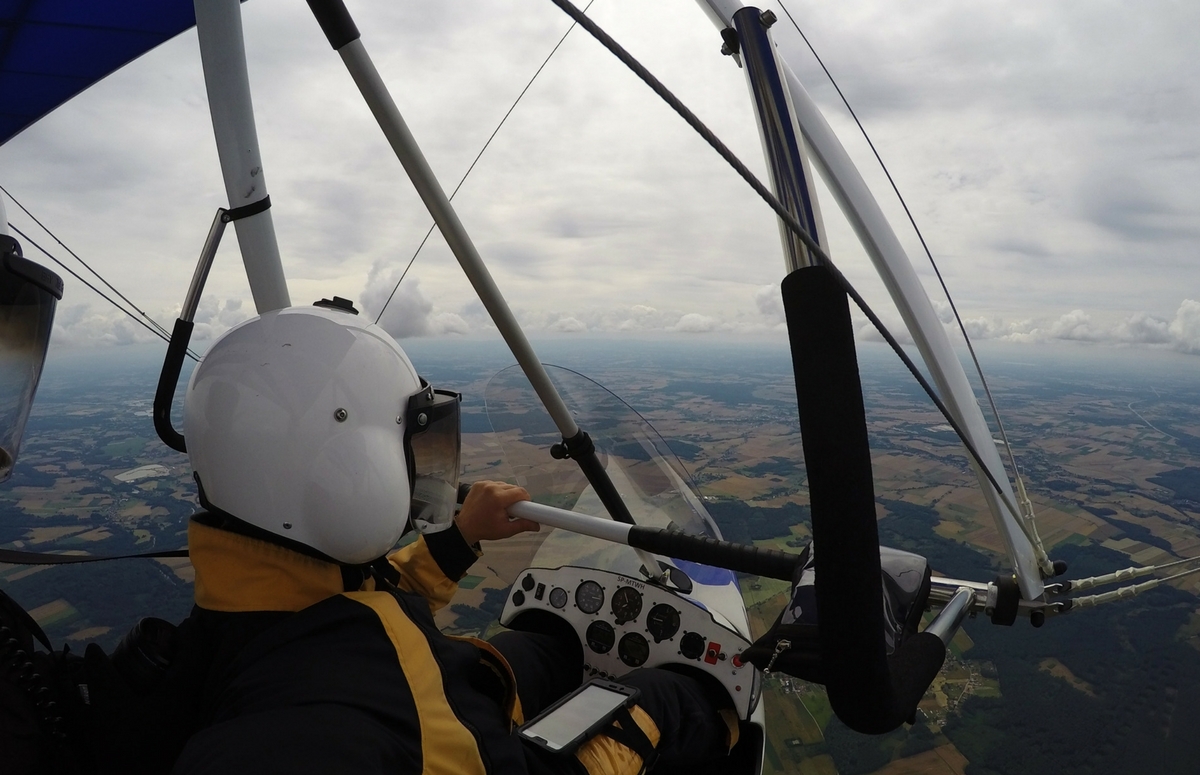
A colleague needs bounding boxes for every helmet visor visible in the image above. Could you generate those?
[1,248,62,483]
[404,382,462,533]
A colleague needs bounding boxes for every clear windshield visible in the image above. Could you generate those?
[483,365,722,579]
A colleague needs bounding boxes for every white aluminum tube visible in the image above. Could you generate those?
[694,0,742,27]
[193,0,290,314]
[779,65,1043,600]
[508,501,661,577]
[336,38,580,439]
[508,501,634,546]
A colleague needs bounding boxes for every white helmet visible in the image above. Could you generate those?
[184,305,462,564]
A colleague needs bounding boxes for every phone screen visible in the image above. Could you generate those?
[519,683,634,752]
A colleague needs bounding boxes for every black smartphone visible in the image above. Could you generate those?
[517,679,641,754]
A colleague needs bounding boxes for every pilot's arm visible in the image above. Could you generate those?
[386,481,537,610]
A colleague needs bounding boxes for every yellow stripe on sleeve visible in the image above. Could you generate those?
[343,591,488,775]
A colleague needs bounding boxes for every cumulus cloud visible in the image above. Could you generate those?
[48,297,252,349]
[549,316,586,333]
[358,267,467,339]
[669,313,719,333]
[954,301,1200,355]
[428,311,470,336]
[1168,299,1200,354]
[754,285,785,324]
[617,304,670,331]
[1047,309,1103,342]
[1115,312,1172,345]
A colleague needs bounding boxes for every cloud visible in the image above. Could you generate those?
[549,316,586,333]
[358,266,467,339]
[1168,299,1200,354]
[669,313,718,333]
[1115,312,1173,345]
[191,298,253,342]
[50,308,155,348]
[953,301,1200,355]
[429,312,470,336]
[1047,310,1103,342]
[754,285,785,323]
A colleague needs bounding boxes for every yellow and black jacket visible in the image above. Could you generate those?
[167,517,538,775]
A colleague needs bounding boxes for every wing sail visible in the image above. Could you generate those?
[0,1,198,145]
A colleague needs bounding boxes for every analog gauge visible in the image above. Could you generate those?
[575,580,605,614]
[645,604,680,643]
[679,631,705,660]
[610,586,643,625]
[586,621,616,654]
[549,587,568,609]
[618,632,650,668]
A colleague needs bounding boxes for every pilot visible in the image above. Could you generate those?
[66,305,736,775]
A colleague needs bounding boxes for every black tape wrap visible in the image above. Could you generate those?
[221,195,271,223]
[990,574,1021,626]
[153,318,193,453]
[306,0,361,50]
[782,266,945,733]
[628,526,801,581]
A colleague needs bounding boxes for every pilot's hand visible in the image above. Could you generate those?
[455,480,539,546]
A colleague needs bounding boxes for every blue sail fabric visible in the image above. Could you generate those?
[0,0,198,145]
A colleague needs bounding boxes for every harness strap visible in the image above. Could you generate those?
[599,706,658,773]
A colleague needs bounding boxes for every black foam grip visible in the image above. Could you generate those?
[306,0,361,50]
[782,266,905,732]
[628,526,801,581]
[154,318,192,453]
[870,634,947,733]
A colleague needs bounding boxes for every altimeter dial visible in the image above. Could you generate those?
[610,586,643,625]
[575,580,605,614]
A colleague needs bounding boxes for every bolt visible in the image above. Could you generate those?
[417,412,428,427]
[760,9,777,27]
[334,408,348,422]
[282,522,293,530]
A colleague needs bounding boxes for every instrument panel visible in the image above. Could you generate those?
[500,565,760,719]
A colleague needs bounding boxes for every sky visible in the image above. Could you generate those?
[1,0,1198,361]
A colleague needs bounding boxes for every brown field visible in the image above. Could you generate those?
[1039,657,1097,697]
[871,744,969,775]
[25,525,89,543]
[29,598,78,628]
[66,626,112,641]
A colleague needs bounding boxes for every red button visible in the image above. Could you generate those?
[731,654,743,668]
